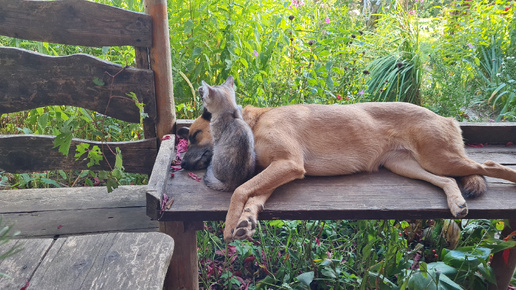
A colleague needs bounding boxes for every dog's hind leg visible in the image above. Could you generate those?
[224,159,306,242]
[383,151,468,218]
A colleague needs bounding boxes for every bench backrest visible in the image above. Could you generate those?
[0,0,175,175]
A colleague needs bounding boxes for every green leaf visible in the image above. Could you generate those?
[295,271,314,286]
[192,47,202,58]
[443,247,491,270]
[114,147,123,170]
[106,178,119,193]
[321,267,337,278]
[93,77,105,86]
[53,132,73,156]
[40,178,61,188]
[75,143,90,160]
[184,19,194,34]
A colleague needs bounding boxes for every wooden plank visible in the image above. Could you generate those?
[0,0,152,47]
[146,135,175,219]
[465,146,516,165]
[0,135,157,174]
[0,239,53,289]
[460,122,516,145]
[0,47,156,124]
[0,185,158,238]
[145,0,176,139]
[151,162,516,222]
[28,233,173,290]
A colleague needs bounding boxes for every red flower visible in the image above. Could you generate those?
[336,95,343,100]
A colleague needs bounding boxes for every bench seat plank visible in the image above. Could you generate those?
[0,232,173,290]
[0,186,158,238]
[148,145,516,221]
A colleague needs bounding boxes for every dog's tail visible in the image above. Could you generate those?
[458,175,487,198]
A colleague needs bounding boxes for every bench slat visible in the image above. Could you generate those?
[0,233,173,290]
[0,135,157,174]
[0,47,156,123]
[148,145,516,222]
[0,186,158,238]
[0,1,152,47]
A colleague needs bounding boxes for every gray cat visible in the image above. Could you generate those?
[199,76,255,191]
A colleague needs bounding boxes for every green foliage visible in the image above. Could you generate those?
[0,218,21,279]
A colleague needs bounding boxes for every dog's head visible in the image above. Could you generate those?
[199,76,237,115]
[177,108,213,170]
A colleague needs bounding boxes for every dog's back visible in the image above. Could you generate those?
[199,76,255,191]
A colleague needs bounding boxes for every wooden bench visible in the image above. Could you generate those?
[0,232,173,290]
[147,121,516,289]
[0,0,177,289]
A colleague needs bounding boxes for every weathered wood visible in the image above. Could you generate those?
[0,239,53,289]
[0,47,156,124]
[461,122,516,145]
[135,46,158,139]
[147,145,516,222]
[146,135,176,219]
[0,135,157,174]
[0,185,158,238]
[0,0,152,47]
[144,0,176,139]
[0,233,173,290]
[159,222,199,290]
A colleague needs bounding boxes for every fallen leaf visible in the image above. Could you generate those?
[171,165,182,171]
[161,193,169,212]
[20,280,29,290]
[188,172,201,182]
[166,197,175,209]
[506,141,514,147]
[161,135,172,141]
[466,143,484,148]
[57,225,63,230]
[176,138,188,153]
[170,173,175,178]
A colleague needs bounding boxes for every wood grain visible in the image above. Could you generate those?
[0,185,158,238]
[0,47,156,124]
[460,122,516,145]
[0,135,157,174]
[0,233,173,290]
[0,239,53,289]
[0,0,152,47]
[148,145,516,222]
[145,0,176,139]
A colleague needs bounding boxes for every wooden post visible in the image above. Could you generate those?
[144,0,175,140]
[159,221,201,290]
[489,219,516,290]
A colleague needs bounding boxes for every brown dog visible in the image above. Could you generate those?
[180,102,516,242]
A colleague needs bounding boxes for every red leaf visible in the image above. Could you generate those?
[466,143,484,148]
[503,248,511,265]
[20,281,29,290]
[171,165,182,172]
[161,135,172,141]
[57,225,63,230]
[188,172,201,182]
[176,138,188,153]
[506,141,514,147]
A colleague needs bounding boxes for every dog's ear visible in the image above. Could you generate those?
[223,75,234,88]
[201,107,212,121]
[177,127,190,139]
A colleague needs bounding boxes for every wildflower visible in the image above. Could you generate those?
[325,18,330,24]
[253,50,259,57]
[408,10,416,15]
[466,43,474,49]
[336,95,342,100]
[358,90,364,96]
